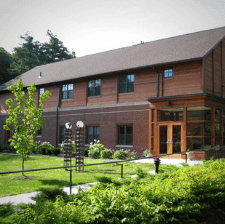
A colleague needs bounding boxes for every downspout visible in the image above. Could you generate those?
[152,66,160,97]
[55,85,60,147]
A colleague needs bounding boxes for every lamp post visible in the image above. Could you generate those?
[75,121,85,172]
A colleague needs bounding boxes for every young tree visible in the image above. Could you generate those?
[4,79,51,176]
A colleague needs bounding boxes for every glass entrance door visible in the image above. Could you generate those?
[159,124,182,155]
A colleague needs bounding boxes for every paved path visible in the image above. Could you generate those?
[0,158,203,205]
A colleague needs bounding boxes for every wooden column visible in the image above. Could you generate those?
[220,110,223,147]
[149,109,152,151]
[211,108,215,148]
[182,107,187,158]
[154,109,158,155]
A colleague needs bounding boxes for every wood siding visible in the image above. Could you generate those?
[203,39,225,97]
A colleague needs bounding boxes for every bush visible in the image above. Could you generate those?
[101,149,113,159]
[113,149,130,160]
[52,148,61,156]
[39,142,54,155]
[136,167,147,179]
[88,140,106,159]
[84,147,89,157]
[142,149,150,157]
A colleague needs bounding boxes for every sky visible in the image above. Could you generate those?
[0,0,225,57]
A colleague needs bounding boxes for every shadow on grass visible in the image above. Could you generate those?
[39,179,70,187]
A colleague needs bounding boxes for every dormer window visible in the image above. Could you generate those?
[164,68,173,78]
[62,84,73,99]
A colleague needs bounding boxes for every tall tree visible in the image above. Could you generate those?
[4,79,51,176]
[0,48,12,84]
[39,30,75,64]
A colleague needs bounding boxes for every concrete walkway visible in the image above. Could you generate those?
[0,158,203,205]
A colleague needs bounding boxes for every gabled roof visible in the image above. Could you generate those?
[1,26,225,91]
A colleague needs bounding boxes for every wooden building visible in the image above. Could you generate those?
[1,27,225,158]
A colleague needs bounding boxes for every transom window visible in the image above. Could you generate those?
[118,125,133,145]
[88,79,101,97]
[119,74,135,93]
[87,126,100,144]
[39,88,45,95]
[164,68,173,78]
[62,84,73,99]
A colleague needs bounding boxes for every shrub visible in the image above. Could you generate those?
[142,149,150,157]
[113,149,130,160]
[39,142,54,155]
[52,148,61,156]
[136,167,147,179]
[88,140,106,159]
[101,149,113,159]
[96,176,113,184]
[129,151,138,159]
[83,147,89,157]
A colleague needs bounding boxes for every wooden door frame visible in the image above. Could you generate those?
[157,122,185,155]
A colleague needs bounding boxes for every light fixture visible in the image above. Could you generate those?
[65,122,72,129]
[76,121,84,128]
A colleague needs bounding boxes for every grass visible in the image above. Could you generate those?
[0,154,160,197]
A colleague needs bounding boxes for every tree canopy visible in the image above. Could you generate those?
[0,30,76,84]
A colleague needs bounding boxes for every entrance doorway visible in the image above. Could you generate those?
[159,123,182,155]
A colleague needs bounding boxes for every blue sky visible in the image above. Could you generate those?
[0,0,225,57]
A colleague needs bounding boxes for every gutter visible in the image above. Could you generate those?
[55,85,61,147]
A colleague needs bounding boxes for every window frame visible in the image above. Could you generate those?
[118,74,135,94]
[163,68,173,78]
[117,124,133,146]
[88,79,101,97]
[39,88,45,95]
[59,126,65,143]
[36,128,42,137]
[86,125,100,144]
[62,83,73,100]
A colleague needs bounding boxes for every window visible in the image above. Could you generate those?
[158,108,183,121]
[118,125,133,145]
[60,127,65,143]
[88,79,101,97]
[36,129,42,136]
[62,84,73,99]
[119,74,134,93]
[87,126,99,144]
[39,88,45,95]
[164,68,173,78]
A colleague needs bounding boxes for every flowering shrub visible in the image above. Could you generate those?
[101,149,113,159]
[39,142,54,155]
[114,149,138,160]
[142,149,150,157]
[88,140,106,159]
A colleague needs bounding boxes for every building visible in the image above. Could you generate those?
[1,27,225,158]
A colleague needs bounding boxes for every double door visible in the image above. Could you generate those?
[159,123,183,155]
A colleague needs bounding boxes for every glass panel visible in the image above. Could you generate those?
[215,137,220,148]
[158,109,183,121]
[152,109,155,122]
[40,88,45,95]
[173,125,181,153]
[88,127,93,135]
[215,110,220,123]
[187,107,211,121]
[118,134,124,145]
[127,74,134,83]
[88,80,94,88]
[94,126,99,135]
[119,126,125,135]
[187,138,211,150]
[187,123,211,136]
[160,126,167,154]
[95,79,101,87]
[126,126,133,135]
[95,86,101,96]
[60,127,65,143]
[127,83,134,92]
[164,68,173,78]
[119,83,126,93]
[215,123,220,136]
[68,84,73,90]
[126,134,133,145]
[68,90,73,99]
[62,85,67,91]
[88,87,94,96]
[62,91,67,99]
[87,135,92,144]
[119,75,126,83]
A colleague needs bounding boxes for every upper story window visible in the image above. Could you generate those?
[39,88,45,95]
[164,68,173,78]
[62,84,73,99]
[119,74,134,93]
[88,79,101,97]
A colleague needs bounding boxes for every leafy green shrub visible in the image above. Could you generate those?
[32,187,68,203]
[96,176,113,184]
[142,149,150,157]
[101,149,113,159]
[129,151,138,159]
[113,149,130,159]
[83,147,89,157]
[136,167,147,178]
[88,140,106,159]
[39,142,54,155]
[52,148,61,156]
[0,203,14,217]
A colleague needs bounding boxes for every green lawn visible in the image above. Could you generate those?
[0,154,157,197]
